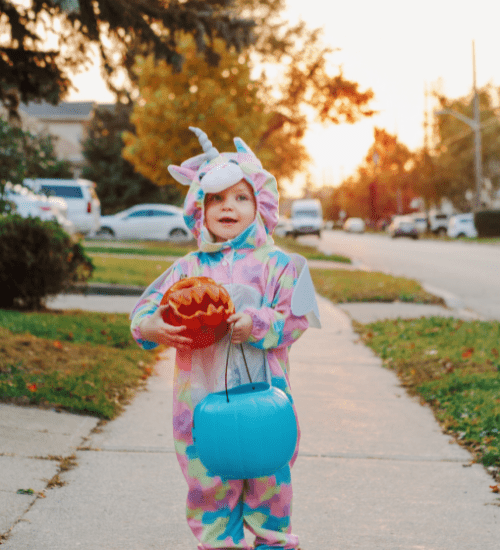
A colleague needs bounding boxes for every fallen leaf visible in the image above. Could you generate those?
[53,340,63,350]
[490,485,500,493]
[492,348,499,358]
[26,383,37,393]
[17,488,35,495]
[462,348,474,359]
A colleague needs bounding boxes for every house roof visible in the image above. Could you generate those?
[19,101,96,121]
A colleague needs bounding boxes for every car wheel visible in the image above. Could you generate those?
[169,227,189,241]
[96,227,115,239]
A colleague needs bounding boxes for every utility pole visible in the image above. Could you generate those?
[472,40,483,211]
[434,40,483,211]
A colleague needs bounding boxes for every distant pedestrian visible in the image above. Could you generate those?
[130,127,320,549]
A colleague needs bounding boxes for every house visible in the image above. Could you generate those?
[16,101,113,176]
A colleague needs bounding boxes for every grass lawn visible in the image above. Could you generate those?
[88,254,441,305]
[273,235,351,263]
[355,317,500,477]
[84,236,351,263]
[90,256,174,286]
[0,309,157,419]
[84,239,197,257]
[310,268,444,304]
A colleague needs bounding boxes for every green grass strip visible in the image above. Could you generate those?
[89,256,173,286]
[311,269,444,304]
[0,310,154,419]
[355,316,500,471]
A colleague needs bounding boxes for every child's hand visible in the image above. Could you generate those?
[227,312,253,345]
[139,305,193,352]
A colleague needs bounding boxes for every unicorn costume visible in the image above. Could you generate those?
[130,128,320,550]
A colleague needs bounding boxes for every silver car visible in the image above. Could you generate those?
[97,204,191,241]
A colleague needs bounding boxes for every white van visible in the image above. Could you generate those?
[24,178,101,235]
[290,199,323,238]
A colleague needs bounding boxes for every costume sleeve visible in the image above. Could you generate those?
[243,259,309,350]
[129,261,185,350]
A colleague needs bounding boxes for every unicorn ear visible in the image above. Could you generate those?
[234,137,253,154]
[168,165,195,186]
[181,153,210,170]
[234,137,262,167]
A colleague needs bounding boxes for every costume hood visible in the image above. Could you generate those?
[168,127,279,253]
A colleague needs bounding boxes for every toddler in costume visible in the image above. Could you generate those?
[130,127,321,550]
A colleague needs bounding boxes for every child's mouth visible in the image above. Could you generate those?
[218,218,237,224]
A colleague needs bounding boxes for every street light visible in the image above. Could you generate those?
[434,41,483,211]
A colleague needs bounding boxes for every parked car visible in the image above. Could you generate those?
[24,178,101,235]
[388,216,419,239]
[3,182,76,235]
[290,199,323,237]
[410,213,428,234]
[447,213,477,238]
[428,212,450,236]
[274,216,293,238]
[343,217,365,233]
[97,204,191,241]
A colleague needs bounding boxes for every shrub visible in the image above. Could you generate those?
[474,210,500,238]
[0,215,94,309]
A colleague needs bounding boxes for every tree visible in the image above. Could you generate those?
[122,17,376,189]
[122,33,276,188]
[0,0,257,121]
[0,117,72,184]
[81,104,182,214]
[240,1,375,155]
[335,128,418,222]
[431,85,500,210]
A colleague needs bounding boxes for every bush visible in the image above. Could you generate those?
[474,210,500,238]
[0,215,94,309]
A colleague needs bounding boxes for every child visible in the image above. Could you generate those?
[130,127,320,550]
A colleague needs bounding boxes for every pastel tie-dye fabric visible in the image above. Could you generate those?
[130,135,309,549]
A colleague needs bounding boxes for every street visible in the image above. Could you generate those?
[299,230,500,321]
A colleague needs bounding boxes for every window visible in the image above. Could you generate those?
[151,210,174,217]
[41,185,84,199]
[127,210,152,218]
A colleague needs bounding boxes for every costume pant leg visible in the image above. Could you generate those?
[242,465,299,549]
[175,442,253,549]
[173,362,252,550]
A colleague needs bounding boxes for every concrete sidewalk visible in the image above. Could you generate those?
[1,296,499,548]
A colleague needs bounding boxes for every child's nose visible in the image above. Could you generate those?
[222,198,235,209]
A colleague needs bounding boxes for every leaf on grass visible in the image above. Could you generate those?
[26,383,37,392]
[462,348,474,359]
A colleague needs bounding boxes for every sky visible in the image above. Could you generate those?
[67,0,500,197]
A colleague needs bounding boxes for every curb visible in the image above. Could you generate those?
[67,282,145,296]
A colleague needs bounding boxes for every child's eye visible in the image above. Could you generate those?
[209,194,222,202]
[237,194,249,201]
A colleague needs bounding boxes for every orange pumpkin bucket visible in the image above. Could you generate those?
[160,276,235,349]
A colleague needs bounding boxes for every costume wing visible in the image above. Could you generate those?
[289,253,321,329]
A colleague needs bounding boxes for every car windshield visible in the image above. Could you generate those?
[294,210,318,218]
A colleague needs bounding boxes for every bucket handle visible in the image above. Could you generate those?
[224,325,252,403]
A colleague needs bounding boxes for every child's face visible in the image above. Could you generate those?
[204,180,257,242]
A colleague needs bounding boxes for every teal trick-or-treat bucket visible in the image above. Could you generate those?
[193,380,298,479]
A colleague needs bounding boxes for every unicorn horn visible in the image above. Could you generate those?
[189,127,219,161]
